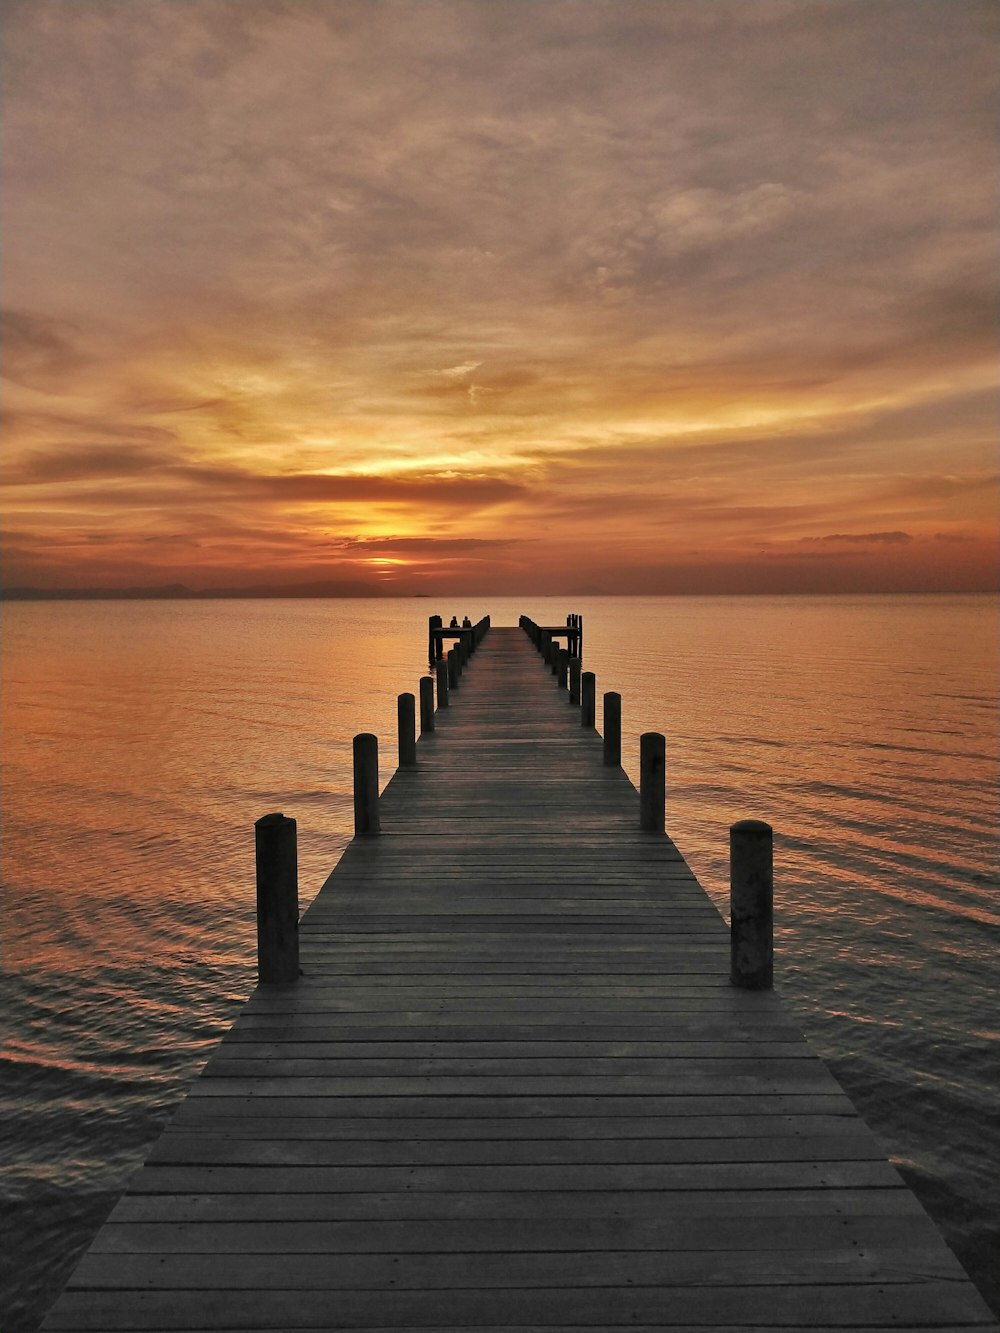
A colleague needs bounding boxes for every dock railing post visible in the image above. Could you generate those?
[569,659,582,705]
[730,820,774,990]
[428,614,443,666]
[557,647,569,688]
[419,676,435,733]
[397,692,416,768]
[435,658,449,708]
[603,691,621,761]
[639,732,665,832]
[353,733,380,835]
[255,813,299,984]
[581,672,596,727]
[447,647,459,689]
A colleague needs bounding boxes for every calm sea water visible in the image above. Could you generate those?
[1,595,997,1329]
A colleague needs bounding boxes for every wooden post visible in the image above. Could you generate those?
[639,732,665,832]
[581,671,596,727]
[730,820,774,990]
[557,647,569,688]
[569,659,582,705]
[435,658,449,708]
[255,813,299,984]
[419,675,435,733]
[603,691,621,762]
[397,692,416,768]
[447,647,459,689]
[550,641,560,675]
[428,614,443,665]
[353,733,380,835]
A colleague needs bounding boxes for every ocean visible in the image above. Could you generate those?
[1,594,997,1329]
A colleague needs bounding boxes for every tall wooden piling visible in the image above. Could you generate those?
[581,671,596,727]
[436,658,449,708]
[352,733,380,835]
[639,731,665,832]
[730,818,774,990]
[419,676,435,733]
[569,658,582,705]
[603,690,621,763]
[397,692,416,768]
[254,812,299,984]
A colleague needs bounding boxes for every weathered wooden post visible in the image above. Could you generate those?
[353,733,380,835]
[419,675,435,733]
[255,812,299,984]
[550,641,560,676]
[428,614,443,665]
[730,820,774,990]
[603,691,621,762]
[397,692,416,768]
[435,658,449,708]
[447,647,459,689]
[581,672,596,727]
[557,647,569,688]
[639,732,665,832]
[569,659,582,705]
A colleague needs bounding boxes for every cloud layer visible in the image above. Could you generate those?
[2,0,997,592]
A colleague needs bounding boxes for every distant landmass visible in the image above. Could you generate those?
[0,580,390,600]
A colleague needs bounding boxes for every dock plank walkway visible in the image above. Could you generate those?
[42,627,998,1331]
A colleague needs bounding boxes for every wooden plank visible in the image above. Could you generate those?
[42,1282,997,1330]
[118,1161,910,1192]
[147,1133,888,1167]
[88,1211,955,1255]
[108,1187,936,1224]
[70,1244,971,1289]
[159,1112,893,1139]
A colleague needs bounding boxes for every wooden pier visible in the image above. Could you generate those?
[42,622,998,1331]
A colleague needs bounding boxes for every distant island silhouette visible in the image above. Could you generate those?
[0,580,390,600]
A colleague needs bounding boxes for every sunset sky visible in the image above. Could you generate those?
[2,0,997,595]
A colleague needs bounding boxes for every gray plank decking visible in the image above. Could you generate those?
[42,626,998,1331]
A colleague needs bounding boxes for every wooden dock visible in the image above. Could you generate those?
[42,624,998,1331]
